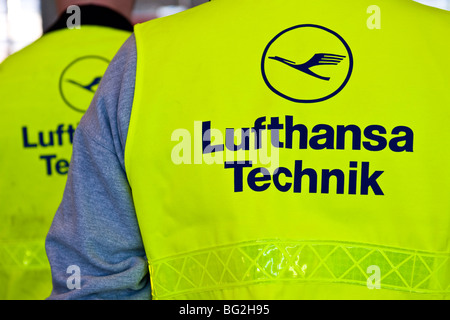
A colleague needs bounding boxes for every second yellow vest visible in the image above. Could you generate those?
[0,26,131,300]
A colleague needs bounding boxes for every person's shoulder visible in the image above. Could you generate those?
[135,1,213,31]
[0,29,70,71]
[0,38,45,71]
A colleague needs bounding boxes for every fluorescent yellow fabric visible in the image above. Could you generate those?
[0,26,130,300]
[127,0,450,299]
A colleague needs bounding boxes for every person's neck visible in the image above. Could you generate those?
[57,1,134,22]
[45,5,134,34]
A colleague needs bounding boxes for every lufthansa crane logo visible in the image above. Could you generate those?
[59,56,110,113]
[262,25,353,103]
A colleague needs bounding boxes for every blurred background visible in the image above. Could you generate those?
[0,0,208,63]
[0,0,449,63]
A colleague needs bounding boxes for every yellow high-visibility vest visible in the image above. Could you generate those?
[127,0,450,299]
[0,26,131,300]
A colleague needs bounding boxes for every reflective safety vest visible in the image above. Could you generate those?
[0,26,130,300]
[127,0,450,299]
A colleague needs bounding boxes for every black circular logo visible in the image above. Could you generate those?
[59,56,110,113]
[262,24,353,103]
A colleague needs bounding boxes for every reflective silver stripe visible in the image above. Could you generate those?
[150,240,450,299]
[0,241,50,269]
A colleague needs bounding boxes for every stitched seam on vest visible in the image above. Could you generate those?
[149,240,450,299]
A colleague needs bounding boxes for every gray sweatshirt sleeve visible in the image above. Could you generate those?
[45,34,151,300]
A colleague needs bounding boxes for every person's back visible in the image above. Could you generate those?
[128,0,450,299]
[45,0,450,300]
[0,3,133,300]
